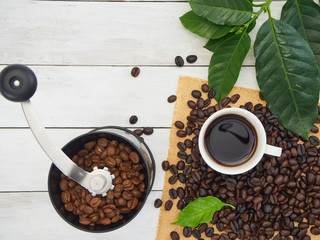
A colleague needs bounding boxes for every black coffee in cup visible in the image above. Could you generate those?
[204,114,257,167]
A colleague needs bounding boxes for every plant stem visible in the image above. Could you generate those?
[252,3,265,7]
[244,0,273,29]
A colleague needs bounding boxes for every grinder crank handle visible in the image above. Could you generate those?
[0,64,114,196]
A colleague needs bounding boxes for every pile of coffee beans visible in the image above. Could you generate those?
[158,83,320,240]
[59,138,146,227]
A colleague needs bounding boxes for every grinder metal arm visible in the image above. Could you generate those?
[0,64,114,196]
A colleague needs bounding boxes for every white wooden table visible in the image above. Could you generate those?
[0,0,309,239]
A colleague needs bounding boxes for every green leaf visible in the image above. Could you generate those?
[254,18,320,139]
[204,33,235,52]
[208,31,251,102]
[180,11,234,39]
[204,19,255,52]
[281,0,320,66]
[189,0,253,26]
[172,196,234,228]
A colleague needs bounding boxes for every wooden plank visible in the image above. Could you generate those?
[0,128,170,191]
[0,66,259,127]
[0,128,171,191]
[44,0,284,2]
[0,191,162,239]
[0,1,284,66]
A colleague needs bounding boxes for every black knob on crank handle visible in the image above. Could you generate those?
[0,64,37,102]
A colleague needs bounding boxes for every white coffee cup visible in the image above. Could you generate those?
[198,108,282,175]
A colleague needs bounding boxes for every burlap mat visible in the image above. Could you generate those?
[156,76,320,240]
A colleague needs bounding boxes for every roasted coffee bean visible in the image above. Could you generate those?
[267,115,278,123]
[169,165,178,174]
[175,56,184,67]
[187,100,196,109]
[61,191,71,203]
[297,144,305,156]
[197,98,204,109]
[230,221,239,231]
[131,67,140,77]
[208,89,215,99]
[89,197,102,208]
[291,227,299,236]
[129,152,139,164]
[177,160,185,170]
[129,115,138,124]
[175,121,185,129]
[167,95,177,103]
[299,222,309,229]
[79,217,91,225]
[143,127,154,135]
[169,188,178,199]
[312,125,319,133]
[177,200,184,210]
[307,172,316,184]
[121,189,133,200]
[275,174,284,185]
[225,178,237,188]
[177,130,187,138]
[230,94,240,103]
[217,222,224,231]
[164,200,173,211]
[259,91,265,100]
[254,103,263,111]
[298,229,308,238]
[184,139,193,148]
[192,90,202,98]
[170,231,180,240]
[205,227,214,237]
[127,198,138,209]
[65,202,74,211]
[308,147,318,156]
[178,173,186,183]
[280,229,290,236]
[133,129,143,136]
[221,233,230,240]
[198,223,208,233]
[212,234,220,240]
[177,187,185,199]
[192,229,201,239]
[59,179,69,191]
[168,175,178,184]
[221,97,231,107]
[311,227,320,235]
[310,136,320,146]
[201,83,209,93]
[186,55,197,64]
[84,205,94,214]
[263,204,273,213]
[162,160,169,171]
[245,102,253,111]
[177,142,186,152]
[283,208,293,217]
[183,226,192,237]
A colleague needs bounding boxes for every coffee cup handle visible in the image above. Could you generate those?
[264,144,282,157]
